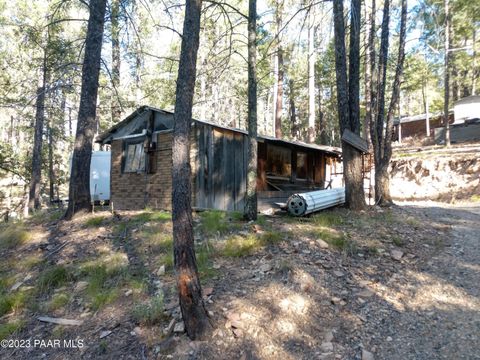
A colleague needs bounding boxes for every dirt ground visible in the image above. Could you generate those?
[0,201,478,360]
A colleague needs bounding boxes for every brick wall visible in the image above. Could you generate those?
[110,132,173,211]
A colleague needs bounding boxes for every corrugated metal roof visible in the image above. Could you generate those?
[96,106,342,156]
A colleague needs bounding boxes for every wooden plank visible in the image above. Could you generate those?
[233,133,244,211]
[224,130,235,211]
[342,129,369,153]
[37,317,83,326]
[240,135,248,211]
[213,129,224,210]
[197,124,206,208]
[206,126,213,209]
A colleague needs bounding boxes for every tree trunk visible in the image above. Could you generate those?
[348,0,361,134]
[275,50,283,139]
[48,119,55,203]
[333,0,366,210]
[111,0,121,125]
[289,79,297,138]
[244,0,258,221]
[307,5,316,143]
[171,0,209,340]
[473,28,477,95]
[444,0,451,146]
[65,0,107,219]
[28,50,48,213]
[377,0,407,205]
[370,0,390,204]
[274,2,283,139]
[364,0,374,147]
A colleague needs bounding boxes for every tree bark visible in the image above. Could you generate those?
[364,0,374,147]
[244,0,258,221]
[443,0,451,147]
[378,0,407,205]
[333,0,366,210]
[274,1,283,138]
[28,49,48,213]
[111,0,121,125]
[473,28,477,95]
[289,79,297,138]
[171,0,209,340]
[48,119,55,203]
[348,0,361,134]
[65,0,107,219]
[307,5,316,143]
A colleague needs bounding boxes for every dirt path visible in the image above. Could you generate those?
[369,202,480,360]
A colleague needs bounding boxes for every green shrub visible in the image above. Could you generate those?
[0,321,24,340]
[38,265,73,294]
[85,216,106,227]
[0,224,31,250]
[132,294,165,325]
[312,212,344,227]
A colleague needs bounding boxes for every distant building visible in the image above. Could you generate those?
[393,112,453,142]
[453,95,480,124]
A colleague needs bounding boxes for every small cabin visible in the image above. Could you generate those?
[96,106,342,212]
[454,95,480,124]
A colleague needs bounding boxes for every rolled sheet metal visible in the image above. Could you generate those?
[287,187,345,216]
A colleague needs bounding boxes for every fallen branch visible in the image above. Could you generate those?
[37,316,83,326]
[44,241,70,258]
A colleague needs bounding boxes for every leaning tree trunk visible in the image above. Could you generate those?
[244,0,258,221]
[28,50,48,213]
[307,5,316,143]
[171,0,209,340]
[333,0,366,210]
[378,0,407,205]
[65,0,107,219]
[443,0,451,146]
[274,1,283,139]
[111,0,121,125]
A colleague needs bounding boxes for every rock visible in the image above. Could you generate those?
[391,250,404,261]
[99,330,112,339]
[164,318,176,335]
[362,349,375,360]
[320,342,334,352]
[259,263,272,273]
[157,265,166,276]
[324,330,334,342]
[386,336,393,342]
[230,320,242,329]
[226,312,241,322]
[232,328,243,338]
[174,321,185,333]
[124,289,133,297]
[331,297,342,305]
[203,287,214,297]
[74,281,88,292]
[333,270,344,277]
[357,289,374,298]
[317,239,329,248]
